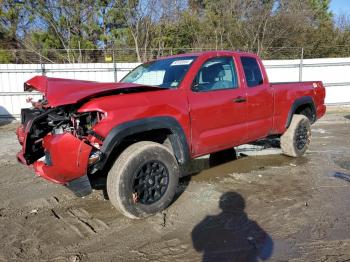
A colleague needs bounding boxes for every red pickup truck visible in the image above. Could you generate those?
[17,51,326,218]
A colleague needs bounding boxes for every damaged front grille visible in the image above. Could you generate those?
[21,106,104,165]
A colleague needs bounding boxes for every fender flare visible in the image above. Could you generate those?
[97,116,190,169]
[285,96,316,128]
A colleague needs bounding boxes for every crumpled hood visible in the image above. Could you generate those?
[25,75,161,107]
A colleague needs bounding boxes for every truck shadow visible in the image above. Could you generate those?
[172,148,238,203]
[88,176,109,200]
[89,148,238,201]
[183,148,238,177]
[191,191,273,261]
[184,137,281,176]
[249,137,280,149]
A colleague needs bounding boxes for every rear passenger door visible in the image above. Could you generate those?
[240,56,274,141]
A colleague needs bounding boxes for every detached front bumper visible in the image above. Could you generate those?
[17,129,94,196]
[34,133,92,184]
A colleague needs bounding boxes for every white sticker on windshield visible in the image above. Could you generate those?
[170,59,193,66]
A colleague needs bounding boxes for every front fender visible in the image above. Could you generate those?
[96,116,190,170]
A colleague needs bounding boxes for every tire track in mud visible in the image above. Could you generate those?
[129,238,194,262]
[67,207,109,235]
[58,183,216,261]
[45,205,110,240]
[0,192,112,260]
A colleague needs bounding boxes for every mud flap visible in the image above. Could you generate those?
[65,175,92,197]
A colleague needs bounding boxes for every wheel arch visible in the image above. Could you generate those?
[96,116,190,171]
[285,96,316,128]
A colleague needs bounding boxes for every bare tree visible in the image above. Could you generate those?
[123,0,158,62]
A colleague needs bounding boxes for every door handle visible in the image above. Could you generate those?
[233,96,246,103]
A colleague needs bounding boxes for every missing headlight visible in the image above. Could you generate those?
[73,111,105,137]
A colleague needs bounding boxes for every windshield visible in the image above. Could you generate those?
[121,56,197,88]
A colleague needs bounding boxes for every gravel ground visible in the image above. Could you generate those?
[0,108,349,262]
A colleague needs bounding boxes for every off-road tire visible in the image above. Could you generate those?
[107,141,179,219]
[281,114,311,157]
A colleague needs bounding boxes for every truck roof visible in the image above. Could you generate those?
[155,50,256,61]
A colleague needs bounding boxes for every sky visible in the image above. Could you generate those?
[330,0,350,16]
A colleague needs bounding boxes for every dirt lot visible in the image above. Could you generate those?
[0,108,350,262]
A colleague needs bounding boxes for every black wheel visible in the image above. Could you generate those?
[281,115,311,157]
[107,141,179,219]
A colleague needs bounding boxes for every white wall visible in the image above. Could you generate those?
[0,63,138,117]
[0,58,349,118]
[263,57,350,104]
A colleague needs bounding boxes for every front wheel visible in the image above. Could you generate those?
[107,141,179,219]
[281,114,311,157]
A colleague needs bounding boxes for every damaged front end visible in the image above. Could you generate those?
[17,100,105,197]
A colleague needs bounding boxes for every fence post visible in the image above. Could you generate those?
[113,49,117,82]
[40,56,46,76]
[299,47,304,82]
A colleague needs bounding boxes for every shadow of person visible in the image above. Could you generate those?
[192,192,273,262]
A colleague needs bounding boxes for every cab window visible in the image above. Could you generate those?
[192,57,238,92]
[240,56,263,87]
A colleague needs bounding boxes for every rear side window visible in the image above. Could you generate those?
[240,57,263,87]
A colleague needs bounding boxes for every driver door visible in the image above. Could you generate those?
[188,56,247,156]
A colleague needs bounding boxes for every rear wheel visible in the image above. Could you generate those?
[107,141,179,219]
[281,114,311,157]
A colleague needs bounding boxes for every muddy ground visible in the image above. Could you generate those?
[0,108,350,262]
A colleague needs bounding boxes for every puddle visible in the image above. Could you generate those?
[190,155,308,182]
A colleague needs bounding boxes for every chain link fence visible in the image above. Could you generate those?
[0,48,208,64]
[1,46,350,64]
[1,46,350,118]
